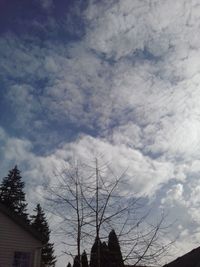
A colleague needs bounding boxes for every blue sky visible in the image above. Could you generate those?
[1,0,200,266]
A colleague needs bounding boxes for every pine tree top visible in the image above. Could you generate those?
[91,236,102,253]
[0,165,28,222]
[81,250,89,267]
[73,255,80,267]
[108,229,124,267]
[31,203,50,242]
[108,229,120,251]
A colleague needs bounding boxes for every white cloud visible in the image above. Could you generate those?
[161,183,185,207]
[2,0,200,164]
[47,135,175,197]
[0,128,174,199]
[2,1,200,164]
[111,122,142,149]
[85,0,192,60]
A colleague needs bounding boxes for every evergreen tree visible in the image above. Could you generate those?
[90,237,101,267]
[90,237,112,267]
[73,255,80,267]
[67,263,72,267]
[101,242,111,267]
[0,165,28,221]
[90,237,104,267]
[108,230,124,267]
[31,204,56,267]
[81,250,89,267]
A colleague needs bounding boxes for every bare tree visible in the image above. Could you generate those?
[47,157,172,267]
[80,158,130,267]
[81,158,172,267]
[47,162,90,267]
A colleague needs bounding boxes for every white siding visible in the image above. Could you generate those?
[0,211,42,267]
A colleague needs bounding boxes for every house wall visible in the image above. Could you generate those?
[0,211,42,267]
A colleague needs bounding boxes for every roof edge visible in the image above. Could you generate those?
[0,202,43,244]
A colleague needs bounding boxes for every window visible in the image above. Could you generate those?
[12,251,31,267]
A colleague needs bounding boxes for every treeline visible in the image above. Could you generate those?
[0,165,56,267]
[67,229,124,267]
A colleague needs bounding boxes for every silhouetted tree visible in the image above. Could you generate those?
[90,237,102,267]
[67,263,72,267]
[90,238,112,267]
[0,165,28,221]
[108,230,124,267]
[73,255,80,267]
[101,241,111,267]
[48,162,87,263]
[31,204,56,267]
[81,250,89,267]
[48,158,172,266]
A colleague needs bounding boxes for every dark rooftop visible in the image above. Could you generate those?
[163,246,200,267]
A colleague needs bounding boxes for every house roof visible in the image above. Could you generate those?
[163,246,200,267]
[0,202,43,244]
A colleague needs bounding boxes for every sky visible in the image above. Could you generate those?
[1,0,200,266]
